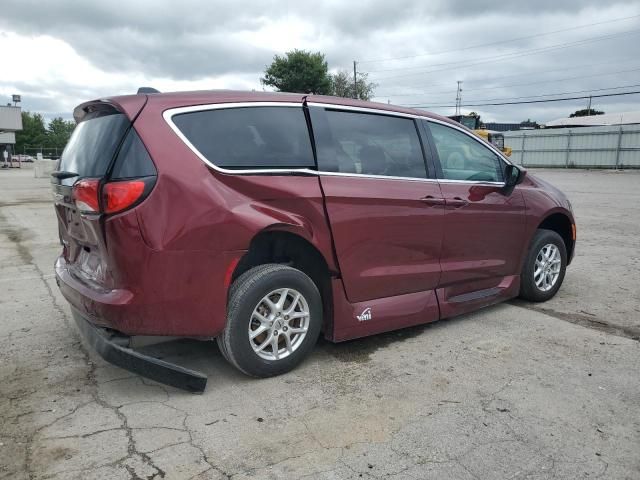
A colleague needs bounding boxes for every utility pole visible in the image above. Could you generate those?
[353,61,358,100]
[587,96,592,115]
[455,81,463,116]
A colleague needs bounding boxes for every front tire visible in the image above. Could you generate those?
[519,229,567,302]
[217,264,322,377]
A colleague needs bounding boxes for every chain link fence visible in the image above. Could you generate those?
[17,146,63,161]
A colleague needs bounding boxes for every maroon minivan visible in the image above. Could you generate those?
[52,90,576,391]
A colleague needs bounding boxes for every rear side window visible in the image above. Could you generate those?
[172,107,315,170]
[313,110,427,179]
[110,128,156,179]
[58,112,129,185]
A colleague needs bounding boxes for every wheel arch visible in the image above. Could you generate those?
[232,228,335,334]
[536,212,575,263]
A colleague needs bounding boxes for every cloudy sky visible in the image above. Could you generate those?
[1,0,639,123]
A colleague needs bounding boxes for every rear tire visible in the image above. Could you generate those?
[519,229,567,302]
[217,264,322,377]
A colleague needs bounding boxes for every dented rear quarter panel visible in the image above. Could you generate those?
[132,97,336,265]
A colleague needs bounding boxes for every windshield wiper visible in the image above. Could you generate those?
[51,170,79,180]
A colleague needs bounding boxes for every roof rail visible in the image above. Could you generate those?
[137,87,160,94]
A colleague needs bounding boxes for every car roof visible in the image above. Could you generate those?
[99,89,457,126]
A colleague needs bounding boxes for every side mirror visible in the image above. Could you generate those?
[503,164,526,194]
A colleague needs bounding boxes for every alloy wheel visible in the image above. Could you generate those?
[248,288,310,361]
[534,243,562,292]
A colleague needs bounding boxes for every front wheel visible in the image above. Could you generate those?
[519,229,567,302]
[217,264,322,377]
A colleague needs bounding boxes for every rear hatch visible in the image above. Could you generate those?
[52,102,156,289]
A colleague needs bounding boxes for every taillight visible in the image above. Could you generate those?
[72,179,100,213]
[103,180,146,214]
[72,178,148,215]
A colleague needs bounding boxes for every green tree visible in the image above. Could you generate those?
[570,108,604,118]
[330,70,377,101]
[14,112,75,156]
[47,117,76,150]
[261,49,333,94]
[14,112,47,154]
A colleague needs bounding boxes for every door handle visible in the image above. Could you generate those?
[419,195,446,206]
[447,197,469,208]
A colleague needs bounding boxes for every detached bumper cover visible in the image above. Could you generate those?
[72,309,207,392]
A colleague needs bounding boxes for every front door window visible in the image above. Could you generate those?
[428,122,503,182]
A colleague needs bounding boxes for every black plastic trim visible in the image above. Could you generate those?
[72,308,207,392]
[137,87,160,94]
[448,287,502,304]
[414,119,437,179]
[420,120,445,179]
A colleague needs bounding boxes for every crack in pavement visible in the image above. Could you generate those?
[0,211,167,480]
[511,300,640,341]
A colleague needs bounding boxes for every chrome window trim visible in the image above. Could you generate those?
[439,178,505,186]
[319,170,437,183]
[307,102,423,120]
[319,171,503,186]
[163,101,507,185]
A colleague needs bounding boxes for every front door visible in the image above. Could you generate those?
[425,120,526,315]
[309,106,445,303]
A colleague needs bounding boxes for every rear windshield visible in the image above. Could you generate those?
[172,107,315,170]
[58,112,129,185]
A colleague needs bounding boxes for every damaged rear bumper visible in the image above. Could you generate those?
[72,308,207,392]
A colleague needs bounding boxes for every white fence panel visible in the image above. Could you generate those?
[619,150,640,167]
[504,124,640,168]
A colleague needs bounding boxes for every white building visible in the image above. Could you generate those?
[0,104,23,158]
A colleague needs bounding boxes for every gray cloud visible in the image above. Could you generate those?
[0,1,288,79]
[1,0,638,122]
[4,0,636,78]
[63,27,272,78]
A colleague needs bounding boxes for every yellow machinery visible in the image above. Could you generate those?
[448,115,512,157]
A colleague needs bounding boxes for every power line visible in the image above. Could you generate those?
[374,58,632,95]
[401,84,640,106]
[374,66,640,100]
[460,66,640,94]
[404,90,640,109]
[369,29,640,81]
[358,13,640,64]
[370,29,640,79]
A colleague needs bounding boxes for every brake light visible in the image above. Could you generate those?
[72,179,100,213]
[103,180,146,214]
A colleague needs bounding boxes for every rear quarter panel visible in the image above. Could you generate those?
[133,99,334,257]
[123,101,337,336]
